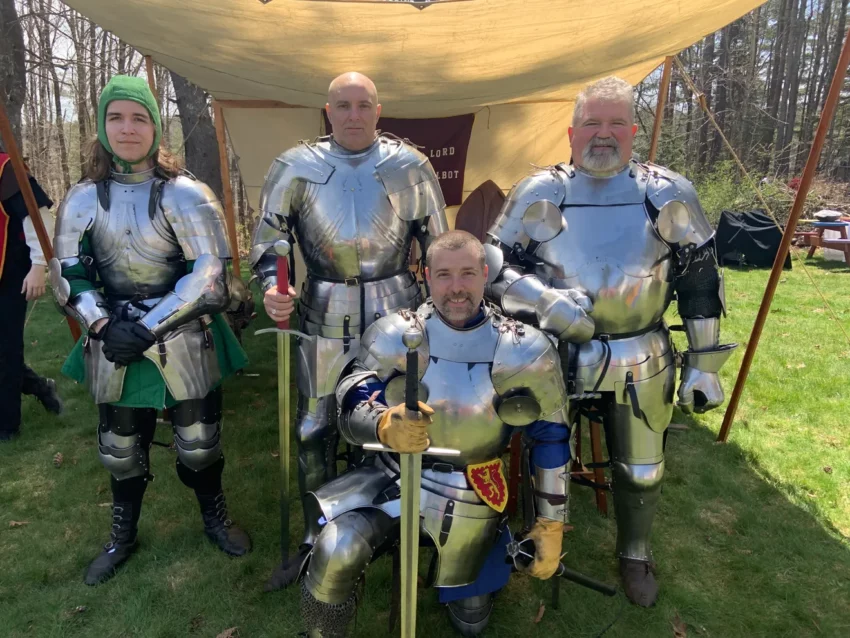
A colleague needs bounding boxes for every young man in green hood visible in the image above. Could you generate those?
[50,75,251,585]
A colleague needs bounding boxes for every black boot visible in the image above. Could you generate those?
[196,490,251,556]
[84,501,140,585]
[264,544,312,592]
[22,365,63,415]
[34,378,63,415]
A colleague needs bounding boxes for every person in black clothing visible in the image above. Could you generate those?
[0,145,63,442]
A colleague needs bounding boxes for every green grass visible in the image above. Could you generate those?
[2,253,850,637]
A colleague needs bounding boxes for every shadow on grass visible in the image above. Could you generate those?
[543,410,850,638]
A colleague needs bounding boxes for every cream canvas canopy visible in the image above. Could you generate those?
[65,0,763,211]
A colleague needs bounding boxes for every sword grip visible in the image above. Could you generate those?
[405,349,418,413]
[276,254,290,330]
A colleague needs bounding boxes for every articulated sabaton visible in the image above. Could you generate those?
[50,171,233,404]
[486,160,736,567]
[250,135,448,502]
[298,302,572,636]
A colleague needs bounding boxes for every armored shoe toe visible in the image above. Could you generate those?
[619,558,658,607]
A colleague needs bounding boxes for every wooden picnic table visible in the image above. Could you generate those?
[794,221,850,266]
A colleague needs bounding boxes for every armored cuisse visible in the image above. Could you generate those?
[299,303,572,636]
[52,168,250,584]
[250,136,448,553]
[486,161,735,606]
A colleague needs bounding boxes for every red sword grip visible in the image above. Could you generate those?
[276,254,290,330]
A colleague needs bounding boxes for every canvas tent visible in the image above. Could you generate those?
[64,0,764,223]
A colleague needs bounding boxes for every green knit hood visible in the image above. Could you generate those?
[97,75,161,173]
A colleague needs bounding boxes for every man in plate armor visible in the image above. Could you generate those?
[484,76,736,606]
[252,72,448,586]
[299,231,573,637]
[50,76,251,585]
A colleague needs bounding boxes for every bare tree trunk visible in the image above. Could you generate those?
[709,24,732,166]
[800,0,832,155]
[68,10,91,169]
[169,71,223,197]
[25,61,39,166]
[117,38,127,75]
[698,35,715,168]
[40,0,70,191]
[822,0,850,171]
[776,0,807,175]
[821,0,849,115]
[88,20,98,119]
[760,0,792,172]
[0,0,27,148]
[23,0,41,169]
[99,29,107,96]
[34,0,50,181]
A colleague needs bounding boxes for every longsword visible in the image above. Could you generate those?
[363,324,459,638]
[254,240,314,561]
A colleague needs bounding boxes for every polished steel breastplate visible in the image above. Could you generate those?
[90,175,184,297]
[295,142,413,281]
[536,203,673,334]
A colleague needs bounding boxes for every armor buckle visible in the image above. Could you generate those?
[344,277,360,287]
[157,341,167,367]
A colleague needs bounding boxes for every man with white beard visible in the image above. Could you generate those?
[484,76,735,606]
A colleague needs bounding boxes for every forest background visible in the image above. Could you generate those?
[3,0,850,238]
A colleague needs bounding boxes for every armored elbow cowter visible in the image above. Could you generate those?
[50,182,110,331]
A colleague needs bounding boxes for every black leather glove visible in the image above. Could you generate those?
[101,320,157,366]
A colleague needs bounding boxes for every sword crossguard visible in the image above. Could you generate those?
[362,443,461,456]
[254,327,316,341]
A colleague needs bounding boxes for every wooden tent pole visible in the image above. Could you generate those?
[0,97,81,341]
[648,56,673,163]
[144,55,158,106]
[718,27,850,443]
[213,101,240,274]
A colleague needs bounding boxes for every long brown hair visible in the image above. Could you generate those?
[84,138,183,182]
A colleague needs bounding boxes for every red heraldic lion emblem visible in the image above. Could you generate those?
[465,459,508,513]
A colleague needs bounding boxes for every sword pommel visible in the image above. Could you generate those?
[273,240,291,258]
[402,326,423,350]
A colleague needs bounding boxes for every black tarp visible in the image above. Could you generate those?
[715,210,791,269]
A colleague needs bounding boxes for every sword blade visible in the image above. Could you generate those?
[399,451,422,638]
[278,331,291,560]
